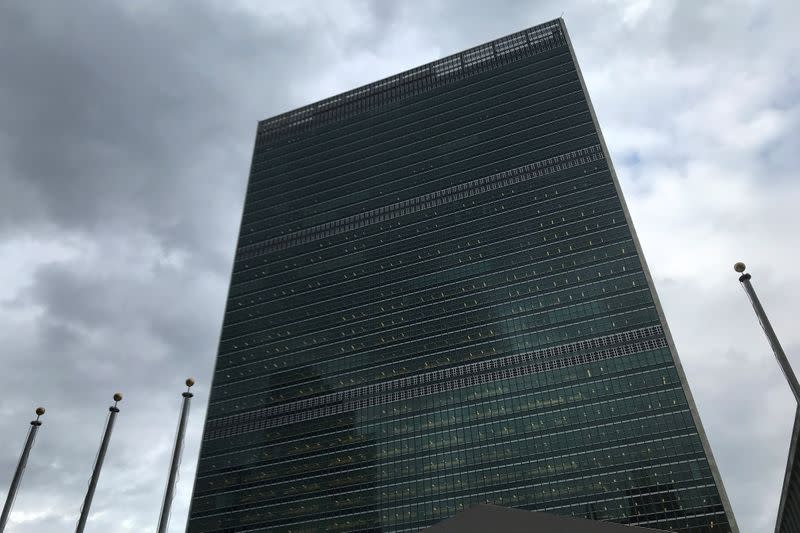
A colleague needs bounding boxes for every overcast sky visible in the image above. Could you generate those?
[0,1,798,532]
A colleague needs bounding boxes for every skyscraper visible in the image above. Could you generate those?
[775,408,800,533]
[186,18,738,533]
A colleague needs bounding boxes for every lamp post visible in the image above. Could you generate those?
[735,262,800,403]
[156,379,194,533]
[0,408,45,533]
[76,394,122,533]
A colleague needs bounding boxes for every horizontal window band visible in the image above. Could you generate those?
[245,104,589,220]
[209,350,672,454]
[214,264,644,391]
[237,130,601,249]
[250,51,576,174]
[192,439,703,516]
[209,301,658,420]
[222,238,633,366]
[204,331,666,434]
[208,304,658,420]
[390,490,726,533]
[210,316,660,419]
[196,440,705,503]
[212,276,650,405]
[248,81,584,199]
[232,179,617,302]
[195,490,726,533]
[203,353,675,463]
[230,168,615,294]
[194,425,697,503]
[244,120,598,236]
[202,326,664,439]
[213,290,654,410]
[199,363,683,474]
[222,225,633,355]
[227,200,624,326]
[220,216,628,344]
[228,192,624,311]
[233,181,616,297]
[195,390,690,491]
[227,204,626,323]
[188,454,705,529]
[235,144,604,262]
[197,421,693,497]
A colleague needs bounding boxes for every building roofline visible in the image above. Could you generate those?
[255,18,565,146]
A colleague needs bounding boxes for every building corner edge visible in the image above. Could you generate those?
[556,17,740,533]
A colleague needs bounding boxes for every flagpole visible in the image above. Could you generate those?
[156,379,194,533]
[735,262,800,404]
[0,408,45,533]
[76,393,122,533]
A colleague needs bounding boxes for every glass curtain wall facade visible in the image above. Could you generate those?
[186,18,737,533]
[775,408,800,533]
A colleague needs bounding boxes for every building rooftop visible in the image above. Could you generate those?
[255,19,565,146]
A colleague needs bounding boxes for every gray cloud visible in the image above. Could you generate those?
[0,1,798,532]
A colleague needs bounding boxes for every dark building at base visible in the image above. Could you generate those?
[186,18,738,533]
